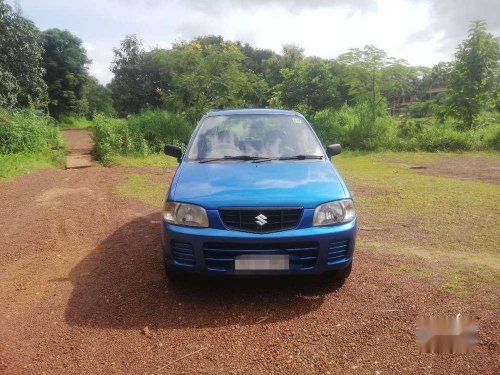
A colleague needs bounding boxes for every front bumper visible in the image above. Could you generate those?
[161,209,356,276]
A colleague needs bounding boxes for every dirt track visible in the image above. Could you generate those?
[0,135,498,374]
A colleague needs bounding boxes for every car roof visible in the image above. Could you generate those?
[205,108,300,117]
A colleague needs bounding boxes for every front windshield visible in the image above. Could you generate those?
[186,114,324,161]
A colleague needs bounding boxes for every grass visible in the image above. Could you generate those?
[0,150,65,182]
[112,151,500,296]
[108,153,178,167]
[391,264,433,278]
[116,173,167,207]
[58,117,93,129]
[334,151,500,294]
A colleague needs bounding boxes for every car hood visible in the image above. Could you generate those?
[169,161,349,209]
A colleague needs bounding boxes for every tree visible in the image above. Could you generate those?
[263,44,304,88]
[41,28,90,118]
[447,20,500,128]
[158,40,268,121]
[109,35,157,116]
[239,43,277,77]
[272,57,338,115]
[430,62,453,88]
[0,1,47,108]
[337,46,399,122]
[81,76,115,118]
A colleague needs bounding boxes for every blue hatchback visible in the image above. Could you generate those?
[162,109,356,280]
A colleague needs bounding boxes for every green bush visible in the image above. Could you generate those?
[311,105,355,146]
[0,108,62,154]
[127,110,192,153]
[348,102,395,150]
[416,124,472,151]
[313,103,499,152]
[92,114,148,164]
[483,125,500,150]
[312,102,395,151]
[58,115,93,129]
[92,110,193,164]
[471,113,500,150]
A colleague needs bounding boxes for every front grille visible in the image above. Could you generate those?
[219,208,303,233]
[203,241,319,272]
[327,239,349,264]
[171,240,195,265]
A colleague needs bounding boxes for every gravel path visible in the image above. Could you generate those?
[62,129,93,169]
[0,156,498,373]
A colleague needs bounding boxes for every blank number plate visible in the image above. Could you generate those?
[235,254,289,270]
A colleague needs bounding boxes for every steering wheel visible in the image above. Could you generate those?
[263,130,294,155]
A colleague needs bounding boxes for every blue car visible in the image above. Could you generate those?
[162,109,356,281]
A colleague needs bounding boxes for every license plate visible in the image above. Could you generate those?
[235,254,289,270]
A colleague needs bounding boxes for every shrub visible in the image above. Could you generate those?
[408,100,434,118]
[92,114,148,164]
[0,108,62,154]
[92,110,192,164]
[483,125,500,150]
[58,115,93,128]
[348,102,395,150]
[127,110,192,153]
[311,105,355,146]
[416,125,472,151]
[312,103,395,151]
[473,121,500,151]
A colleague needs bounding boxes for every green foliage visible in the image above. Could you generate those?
[312,105,356,146]
[110,154,178,167]
[416,124,472,152]
[57,115,93,129]
[0,108,61,154]
[92,114,147,164]
[271,58,338,116]
[408,100,436,118]
[313,104,499,152]
[0,0,47,108]
[312,102,394,150]
[92,110,192,164]
[108,35,155,116]
[41,28,90,119]
[82,76,115,118]
[447,20,500,128]
[127,109,192,152]
[472,112,500,150]
[0,150,64,181]
[159,40,269,122]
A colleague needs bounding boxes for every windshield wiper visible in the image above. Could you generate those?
[197,155,272,163]
[253,155,323,163]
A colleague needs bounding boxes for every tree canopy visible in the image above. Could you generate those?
[447,20,500,128]
[41,28,90,118]
[0,1,47,108]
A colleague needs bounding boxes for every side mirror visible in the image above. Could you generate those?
[326,144,342,158]
[164,144,183,161]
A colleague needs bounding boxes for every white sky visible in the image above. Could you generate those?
[11,0,500,84]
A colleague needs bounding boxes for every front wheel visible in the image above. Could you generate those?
[164,262,188,284]
[322,261,352,282]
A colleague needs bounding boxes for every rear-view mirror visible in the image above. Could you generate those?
[164,144,183,161]
[326,144,342,158]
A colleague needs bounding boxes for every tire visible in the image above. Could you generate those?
[323,261,352,282]
[164,262,188,284]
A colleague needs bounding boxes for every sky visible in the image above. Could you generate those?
[10,0,500,84]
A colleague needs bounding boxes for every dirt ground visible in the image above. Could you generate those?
[383,154,500,184]
[62,130,93,169]
[0,134,498,374]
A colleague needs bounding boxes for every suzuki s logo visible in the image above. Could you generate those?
[255,213,268,226]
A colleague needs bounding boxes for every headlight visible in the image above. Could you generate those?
[313,199,355,226]
[163,202,209,227]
